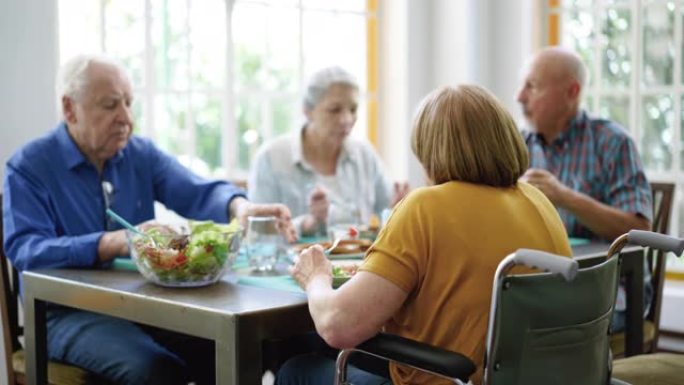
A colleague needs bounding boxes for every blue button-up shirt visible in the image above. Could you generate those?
[2,123,245,274]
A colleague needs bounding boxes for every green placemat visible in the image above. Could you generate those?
[237,275,303,293]
[112,257,137,271]
[298,236,328,244]
[569,237,590,246]
[233,250,303,293]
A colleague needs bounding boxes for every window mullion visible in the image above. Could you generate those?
[632,0,641,145]
[185,0,196,164]
[99,0,106,51]
[672,0,683,238]
[592,2,601,115]
[144,0,155,139]
[224,0,238,179]
[298,0,305,98]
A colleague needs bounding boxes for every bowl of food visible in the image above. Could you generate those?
[126,220,241,287]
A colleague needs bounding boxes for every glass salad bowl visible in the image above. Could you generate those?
[126,220,241,287]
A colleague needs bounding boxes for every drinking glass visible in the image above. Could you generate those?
[327,202,363,240]
[245,216,281,272]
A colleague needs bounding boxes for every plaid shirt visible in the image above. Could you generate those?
[523,110,652,240]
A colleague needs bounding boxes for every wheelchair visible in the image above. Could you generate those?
[334,230,684,385]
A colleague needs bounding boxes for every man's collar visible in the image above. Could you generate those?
[557,109,586,143]
[57,122,125,170]
[530,110,585,146]
[57,122,89,170]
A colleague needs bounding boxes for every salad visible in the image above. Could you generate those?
[332,264,359,278]
[332,263,359,288]
[128,219,241,287]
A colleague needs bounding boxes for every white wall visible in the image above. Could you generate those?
[377,0,535,187]
[0,0,59,185]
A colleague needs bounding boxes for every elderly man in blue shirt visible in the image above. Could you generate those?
[2,54,296,385]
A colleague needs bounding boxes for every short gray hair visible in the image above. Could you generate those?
[56,54,128,115]
[303,66,359,110]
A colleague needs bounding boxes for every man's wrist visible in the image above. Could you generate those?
[559,186,581,211]
[97,230,127,263]
[228,196,249,221]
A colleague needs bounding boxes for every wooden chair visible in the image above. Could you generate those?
[610,182,675,356]
[0,194,90,384]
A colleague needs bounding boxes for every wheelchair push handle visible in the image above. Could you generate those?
[514,249,578,282]
[627,230,684,256]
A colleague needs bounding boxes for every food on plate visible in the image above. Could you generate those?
[292,238,372,255]
[332,262,360,288]
[332,264,359,278]
[368,214,380,232]
[127,219,241,287]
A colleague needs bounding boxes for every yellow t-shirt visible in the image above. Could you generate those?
[360,181,571,385]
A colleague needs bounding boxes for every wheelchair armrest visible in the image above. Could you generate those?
[353,333,476,381]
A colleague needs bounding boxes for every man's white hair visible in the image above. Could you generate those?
[56,54,128,117]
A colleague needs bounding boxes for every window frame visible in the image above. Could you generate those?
[58,0,378,180]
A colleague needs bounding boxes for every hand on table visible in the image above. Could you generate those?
[97,229,129,262]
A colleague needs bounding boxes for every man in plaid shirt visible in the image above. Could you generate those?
[517,47,653,333]
[517,46,652,241]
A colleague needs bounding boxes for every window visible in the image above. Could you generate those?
[58,0,376,179]
[548,0,684,272]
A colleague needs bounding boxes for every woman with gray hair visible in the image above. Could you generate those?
[248,66,409,236]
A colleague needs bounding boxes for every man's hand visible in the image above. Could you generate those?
[520,168,573,206]
[391,181,410,207]
[231,197,298,243]
[521,168,651,240]
[97,229,128,262]
[289,244,332,291]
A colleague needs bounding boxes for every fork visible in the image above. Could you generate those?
[287,237,342,265]
[106,208,158,247]
[325,237,342,255]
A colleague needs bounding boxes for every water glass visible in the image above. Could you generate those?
[245,216,280,272]
[328,202,362,226]
[327,202,363,240]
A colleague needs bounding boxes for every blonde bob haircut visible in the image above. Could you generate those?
[411,85,529,187]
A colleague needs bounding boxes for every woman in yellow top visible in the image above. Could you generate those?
[277,85,572,385]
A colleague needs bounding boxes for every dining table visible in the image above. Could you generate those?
[23,237,645,385]
[22,264,313,385]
